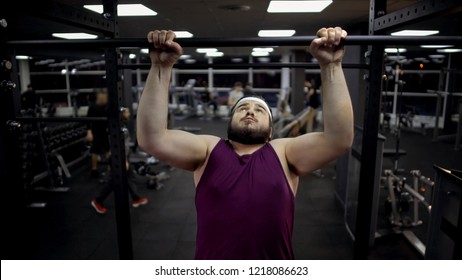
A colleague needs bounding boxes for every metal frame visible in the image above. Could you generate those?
[13,1,114,35]
[354,0,387,260]
[353,0,462,259]
[374,0,462,32]
[102,0,133,260]
[0,11,26,259]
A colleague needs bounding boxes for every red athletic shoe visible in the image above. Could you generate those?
[132,197,148,208]
[91,199,107,214]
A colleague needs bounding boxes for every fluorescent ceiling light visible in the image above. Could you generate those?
[129,54,136,59]
[83,5,103,13]
[385,48,407,53]
[174,31,193,38]
[179,55,191,60]
[387,55,406,60]
[267,0,332,13]
[421,45,453,48]
[52,32,97,39]
[205,52,224,57]
[84,4,157,16]
[185,59,196,64]
[252,51,270,57]
[437,48,462,53]
[391,30,439,36]
[231,58,243,63]
[258,30,296,37]
[253,47,274,52]
[35,59,55,65]
[141,48,149,54]
[429,54,445,59]
[196,48,218,53]
[258,57,271,63]
[15,55,30,60]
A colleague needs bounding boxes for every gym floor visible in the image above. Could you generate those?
[20,116,462,260]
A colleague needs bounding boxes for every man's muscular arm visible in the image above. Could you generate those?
[285,27,354,175]
[136,30,214,171]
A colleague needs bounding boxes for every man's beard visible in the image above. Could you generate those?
[227,122,271,145]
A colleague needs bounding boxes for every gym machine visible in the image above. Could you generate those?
[430,67,462,151]
[380,169,434,256]
[426,165,462,259]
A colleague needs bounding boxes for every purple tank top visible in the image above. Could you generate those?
[195,139,295,259]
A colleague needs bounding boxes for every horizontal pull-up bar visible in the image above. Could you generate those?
[119,63,369,70]
[7,35,462,48]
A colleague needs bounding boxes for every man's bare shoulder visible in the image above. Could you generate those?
[269,138,291,150]
[197,134,221,150]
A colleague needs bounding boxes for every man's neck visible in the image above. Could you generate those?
[229,140,266,156]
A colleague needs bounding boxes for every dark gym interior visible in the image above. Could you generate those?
[1,0,461,260]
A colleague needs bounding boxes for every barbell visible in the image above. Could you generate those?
[7,35,462,48]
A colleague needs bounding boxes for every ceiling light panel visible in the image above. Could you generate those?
[385,48,407,53]
[267,1,333,13]
[52,33,98,39]
[252,51,270,57]
[196,48,218,53]
[253,47,274,52]
[174,31,194,38]
[84,4,157,16]
[258,30,296,37]
[15,55,30,60]
[437,48,462,53]
[205,52,224,57]
[420,45,453,48]
[232,58,244,63]
[429,54,446,59]
[391,30,439,36]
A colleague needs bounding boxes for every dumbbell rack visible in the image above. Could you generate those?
[21,120,89,198]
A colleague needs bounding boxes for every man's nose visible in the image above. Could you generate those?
[246,109,255,116]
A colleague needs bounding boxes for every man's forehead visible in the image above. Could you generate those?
[237,101,264,107]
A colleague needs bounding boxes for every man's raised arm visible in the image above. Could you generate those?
[285,27,354,175]
[136,30,211,171]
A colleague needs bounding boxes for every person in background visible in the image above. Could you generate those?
[243,82,254,97]
[21,84,37,112]
[86,89,110,179]
[303,80,324,177]
[200,81,218,116]
[91,107,148,214]
[199,81,212,105]
[227,81,244,107]
[304,80,321,133]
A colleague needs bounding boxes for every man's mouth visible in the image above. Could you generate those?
[243,116,257,123]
